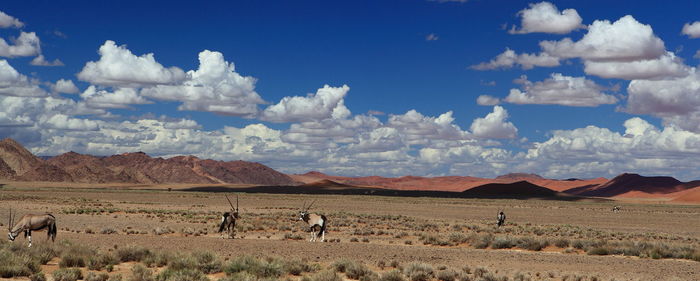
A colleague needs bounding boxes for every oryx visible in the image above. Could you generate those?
[612,206,621,213]
[218,195,239,239]
[496,210,506,227]
[298,200,327,242]
[7,209,57,248]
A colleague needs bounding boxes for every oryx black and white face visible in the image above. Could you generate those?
[7,209,17,241]
[298,211,308,221]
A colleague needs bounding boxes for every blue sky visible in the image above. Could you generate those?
[2,0,700,180]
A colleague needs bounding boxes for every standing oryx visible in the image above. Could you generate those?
[7,209,57,248]
[298,200,327,242]
[218,195,239,239]
[496,210,506,227]
[612,206,621,213]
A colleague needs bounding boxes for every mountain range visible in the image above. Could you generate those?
[0,138,297,185]
[1,138,698,202]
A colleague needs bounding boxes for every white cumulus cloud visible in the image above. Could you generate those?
[624,68,700,132]
[509,1,584,34]
[0,59,47,97]
[77,40,186,87]
[51,79,79,94]
[476,95,500,106]
[0,11,23,28]
[471,48,560,70]
[30,55,64,67]
[141,50,264,117]
[470,106,517,139]
[504,73,618,107]
[80,86,150,109]
[540,15,665,62]
[583,51,690,80]
[0,32,41,58]
[682,21,700,38]
[261,85,351,123]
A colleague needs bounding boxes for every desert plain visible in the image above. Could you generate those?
[0,181,698,281]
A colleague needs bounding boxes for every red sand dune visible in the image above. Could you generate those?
[564,173,700,198]
[670,186,700,203]
[291,171,604,192]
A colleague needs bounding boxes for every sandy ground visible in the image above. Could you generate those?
[0,183,698,281]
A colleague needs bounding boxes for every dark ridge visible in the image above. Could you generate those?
[570,173,693,197]
[462,181,558,197]
[182,182,604,202]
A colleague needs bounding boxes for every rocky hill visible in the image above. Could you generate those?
[0,138,297,185]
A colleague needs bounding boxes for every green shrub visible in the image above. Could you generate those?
[86,272,110,281]
[436,269,458,281]
[88,252,119,270]
[156,268,209,281]
[256,257,284,278]
[345,261,377,280]
[223,255,261,275]
[193,251,222,274]
[30,271,47,281]
[554,239,569,248]
[332,259,352,273]
[403,263,434,281]
[491,237,515,249]
[0,250,40,277]
[53,268,83,281]
[517,237,548,251]
[222,255,283,278]
[448,233,468,244]
[27,244,59,265]
[219,271,256,281]
[143,251,172,268]
[587,247,609,255]
[310,270,343,281]
[284,259,320,275]
[379,270,405,281]
[59,252,86,268]
[471,234,493,249]
[128,264,154,281]
[118,246,152,262]
[473,267,487,278]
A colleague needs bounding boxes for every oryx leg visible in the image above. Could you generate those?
[309,227,315,242]
[27,230,32,248]
[320,230,325,242]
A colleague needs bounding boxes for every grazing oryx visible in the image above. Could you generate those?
[218,195,239,239]
[7,209,57,248]
[496,210,506,227]
[612,206,621,213]
[298,200,327,242]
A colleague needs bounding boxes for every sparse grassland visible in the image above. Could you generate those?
[0,184,697,280]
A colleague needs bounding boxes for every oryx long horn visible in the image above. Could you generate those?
[306,199,316,211]
[225,195,235,211]
[8,208,13,230]
[301,201,306,211]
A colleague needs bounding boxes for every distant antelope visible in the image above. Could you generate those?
[496,210,506,227]
[612,206,621,213]
[298,200,327,242]
[7,209,57,248]
[218,195,239,239]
